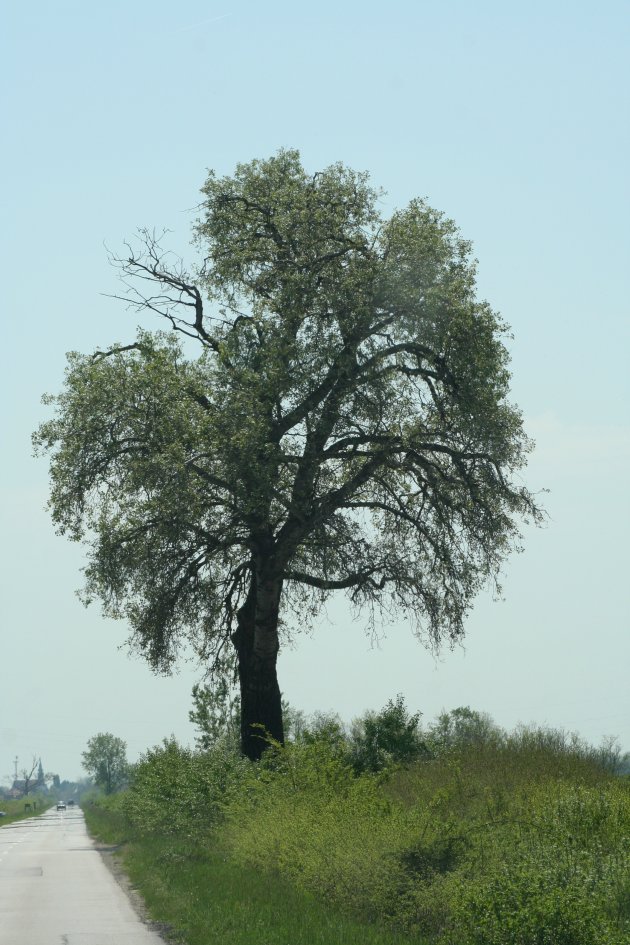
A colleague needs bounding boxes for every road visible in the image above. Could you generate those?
[0,805,166,945]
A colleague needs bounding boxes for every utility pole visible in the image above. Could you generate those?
[14,756,18,783]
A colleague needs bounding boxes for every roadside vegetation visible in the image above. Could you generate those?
[84,701,630,945]
[0,795,53,826]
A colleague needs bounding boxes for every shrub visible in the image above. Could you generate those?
[296,710,348,752]
[95,708,629,944]
[224,739,413,918]
[124,737,250,836]
[449,868,615,945]
[189,680,240,750]
[441,781,630,943]
[349,695,428,773]
[222,737,630,942]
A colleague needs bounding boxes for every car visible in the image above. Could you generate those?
[67,799,75,807]
[56,801,66,811]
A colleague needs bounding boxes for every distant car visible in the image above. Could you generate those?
[67,800,75,807]
[56,801,66,811]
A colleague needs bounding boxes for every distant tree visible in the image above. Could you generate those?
[298,711,347,751]
[349,695,427,772]
[593,735,624,775]
[19,757,39,796]
[81,733,128,795]
[427,706,503,754]
[35,150,543,760]
[281,703,309,742]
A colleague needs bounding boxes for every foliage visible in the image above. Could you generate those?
[296,709,348,750]
[226,739,629,942]
[443,782,630,944]
[81,791,129,843]
[82,709,630,944]
[450,869,614,945]
[123,737,249,836]
[189,681,305,749]
[425,706,503,755]
[84,803,411,945]
[348,694,428,772]
[189,679,241,750]
[34,149,543,756]
[215,738,406,920]
[505,724,628,775]
[81,732,128,795]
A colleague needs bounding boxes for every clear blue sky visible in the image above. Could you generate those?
[1,0,628,780]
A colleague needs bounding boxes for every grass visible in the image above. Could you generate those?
[0,795,53,826]
[84,803,420,945]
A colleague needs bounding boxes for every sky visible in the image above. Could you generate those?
[1,0,628,781]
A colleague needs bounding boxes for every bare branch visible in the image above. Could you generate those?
[106,229,229,358]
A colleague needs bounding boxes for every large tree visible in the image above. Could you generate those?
[35,151,542,760]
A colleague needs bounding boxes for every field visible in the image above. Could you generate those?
[0,795,52,826]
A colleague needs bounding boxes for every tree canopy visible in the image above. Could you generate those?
[35,150,542,759]
[81,732,128,794]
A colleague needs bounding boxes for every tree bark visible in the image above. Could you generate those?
[231,569,284,760]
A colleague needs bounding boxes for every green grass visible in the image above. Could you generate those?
[0,795,53,826]
[128,837,417,945]
[84,803,419,945]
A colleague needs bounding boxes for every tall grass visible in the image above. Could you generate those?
[0,795,52,826]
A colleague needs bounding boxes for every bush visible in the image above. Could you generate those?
[224,735,630,942]
[449,868,615,945]
[224,739,413,918]
[124,737,250,836]
[348,695,428,773]
[442,780,630,944]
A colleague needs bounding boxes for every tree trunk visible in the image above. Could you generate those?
[231,569,284,761]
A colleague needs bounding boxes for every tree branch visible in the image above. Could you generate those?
[106,230,229,359]
[91,342,146,361]
[284,567,387,591]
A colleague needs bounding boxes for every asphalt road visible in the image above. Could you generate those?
[0,805,166,945]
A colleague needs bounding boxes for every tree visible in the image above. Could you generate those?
[189,679,241,750]
[35,150,542,760]
[81,733,128,794]
[427,706,503,754]
[18,757,39,796]
[190,682,302,749]
[349,695,427,772]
